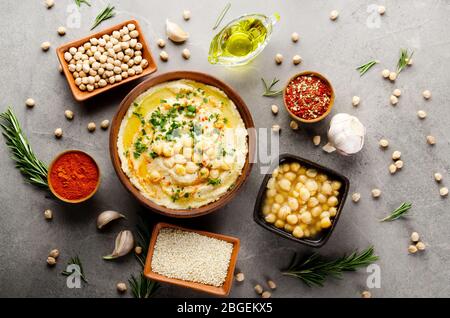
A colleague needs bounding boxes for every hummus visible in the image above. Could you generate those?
[117,79,248,209]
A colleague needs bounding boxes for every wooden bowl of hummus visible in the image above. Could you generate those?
[110,71,255,218]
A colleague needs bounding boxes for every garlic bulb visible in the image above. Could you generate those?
[103,230,134,260]
[166,19,189,43]
[323,113,365,155]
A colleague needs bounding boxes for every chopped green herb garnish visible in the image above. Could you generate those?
[133,137,148,159]
[149,151,158,159]
[207,178,221,186]
[133,112,145,125]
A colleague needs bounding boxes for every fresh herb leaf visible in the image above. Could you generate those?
[129,273,159,298]
[207,178,221,186]
[213,3,231,30]
[396,49,414,74]
[62,255,88,283]
[133,111,145,125]
[91,4,116,30]
[261,78,283,97]
[283,246,378,287]
[74,0,91,7]
[380,202,412,222]
[0,107,48,188]
[356,59,379,76]
[133,137,147,159]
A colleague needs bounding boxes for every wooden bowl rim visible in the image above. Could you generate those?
[47,149,101,204]
[109,70,255,218]
[282,71,335,124]
[143,222,240,296]
[55,19,157,102]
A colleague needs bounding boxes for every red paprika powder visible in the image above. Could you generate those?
[284,74,332,121]
[49,151,99,201]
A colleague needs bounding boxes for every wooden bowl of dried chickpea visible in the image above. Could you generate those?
[253,154,349,247]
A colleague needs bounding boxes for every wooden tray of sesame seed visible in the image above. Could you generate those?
[144,222,240,297]
[56,19,157,102]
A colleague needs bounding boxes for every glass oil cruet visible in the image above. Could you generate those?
[208,13,280,67]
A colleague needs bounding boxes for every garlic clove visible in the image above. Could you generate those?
[103,230,135,260]
[97,210,126,230]
[166,19,189,43]
[322,142,336,153]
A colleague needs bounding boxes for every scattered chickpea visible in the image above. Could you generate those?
[235,272,245,282]
[254,284,263,294]
[44,209,53,220]
[47,256,57,266]
[352,96,360,107]
[182,48,191,60]
[58,64,63,73]
[87,122,96,132]
[390,95,398,105]
[157,38,166,48]
[378,5,386,15]
[381,69,390,78]
[408,245,418,254]
[25,98,35,108]
[394,160,403,169]
[292,55,302,65]
[160,51,169,61]
[389,71,397,81]
[392,151,401,160]
[64,110,74,120]
[389,164,397,174]
[45,0,54,9]
[379,139,389,148]
[393,88,401,97]
[410,232,420,242]
[313,135,321,146]
[182,10,191,21]
[422,90,431,100]
[329,10,339,20]
[440,187,449,197]
[406,58,413,66]
[41,41,51,51]
[275,53,283,64]
[361,290,372,298]
[271,104,279,114]
[426,135,436,145]
[416,241,426,251]
[289,120,299,130]
[49,249,60,259]
[352,192,361,203]
[417,110,427,119]
[272,124,281,133]
[100,119,110,130]
[54,128,63,138]
[117,282,127,293]
[291,32,299,42]
[134,246,143,255]
[371,188,381,198]
[57,26,66,36]
[267,280,277,290]
[261,291,271,298]
[434,173,442,182]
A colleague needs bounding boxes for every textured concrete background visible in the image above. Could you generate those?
[0,0,449,298]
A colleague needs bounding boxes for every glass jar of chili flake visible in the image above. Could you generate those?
[283,71,335,123]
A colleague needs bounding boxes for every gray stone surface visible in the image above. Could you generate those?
[0,0,449,298]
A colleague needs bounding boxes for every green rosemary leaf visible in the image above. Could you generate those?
[356,59,379,76]
[261,78,283,97]
[0,107,48,188]
[213,3,231,30]
[396,49,414,74]
[74,0,91,7]
[129,273,159,298]
[61,255,88,283]
[380,202,412,222]
[91,4,116,30]
[282,246,378,287]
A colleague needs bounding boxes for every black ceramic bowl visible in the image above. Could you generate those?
[253,153,349,247]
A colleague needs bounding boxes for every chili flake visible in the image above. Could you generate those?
[284,74,332,120]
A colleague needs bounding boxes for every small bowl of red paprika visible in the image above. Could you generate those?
[283,71,335,123]
[48,150,101,204]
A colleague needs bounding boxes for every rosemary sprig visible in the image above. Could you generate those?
[129,214,160,298]
[380,202,412,222]
[0,107,48,188]
[91,4,116,30]
[74,0,91,7]
[213,3,231,30]
[62,255,88,283]
[356,59,379,76]
[396,49,414,74]
[261,78,283,97]
[282,246,378,287]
